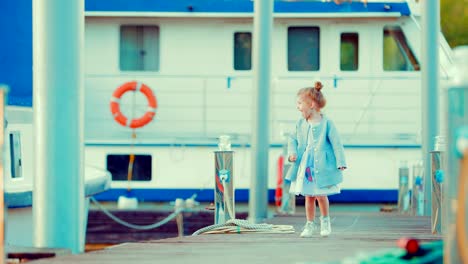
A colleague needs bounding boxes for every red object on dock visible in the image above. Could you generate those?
[275,156,284,207]
[397,237,420,254]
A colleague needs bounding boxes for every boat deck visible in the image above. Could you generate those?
[22,204,442,264]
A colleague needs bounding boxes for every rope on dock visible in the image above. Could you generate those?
[192,219,295,236]
[90,197,184,230]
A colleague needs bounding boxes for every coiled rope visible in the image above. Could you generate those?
[90,197,184,230]
[192,219,294,236]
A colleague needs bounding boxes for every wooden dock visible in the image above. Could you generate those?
[23,205,442,264]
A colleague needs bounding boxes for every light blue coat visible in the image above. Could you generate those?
[285,115,347,188]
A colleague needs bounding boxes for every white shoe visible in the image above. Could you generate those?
[320,216,331,237]
[300,221,318,238]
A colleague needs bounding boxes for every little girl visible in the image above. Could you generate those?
[285,81,347,238]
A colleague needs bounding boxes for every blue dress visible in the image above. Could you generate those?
[291,121,340,196]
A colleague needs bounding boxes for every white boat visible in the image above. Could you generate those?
[1,0,454,206]
[4,106,112,248]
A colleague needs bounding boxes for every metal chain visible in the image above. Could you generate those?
[90,197,183,230]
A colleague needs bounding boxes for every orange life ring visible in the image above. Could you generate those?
[110,81,157,129]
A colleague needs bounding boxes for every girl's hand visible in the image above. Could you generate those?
[338,167,346,171]
[288,155,297,162]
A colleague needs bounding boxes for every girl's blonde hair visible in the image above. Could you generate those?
[297,81,326,109]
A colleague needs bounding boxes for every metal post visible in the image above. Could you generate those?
[280,142,295,214]
[214,151,235,224]
[445,46,468,264]
[446,89,467,264]
[33,0,85,253]
[398,161,410,214]
[249,0,273,224]
[430,150,444,234]
[174,198,184,237]
[0,87,7,264]
[411,161,424,216]
[421,0,439,217]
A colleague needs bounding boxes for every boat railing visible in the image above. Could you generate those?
[85,73,422,147]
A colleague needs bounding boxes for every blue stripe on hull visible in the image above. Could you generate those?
[86,1,410,15]
[93,188,397,203]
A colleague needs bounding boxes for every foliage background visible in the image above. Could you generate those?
[441,0,468,47]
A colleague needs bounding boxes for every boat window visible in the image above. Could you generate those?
[106,154,152,181]
[288,27,320,71]
[340,33,359,71]
[234,32,252,70]
[9,131,22,179]
[383,26,420,71]
[119,25,160,71]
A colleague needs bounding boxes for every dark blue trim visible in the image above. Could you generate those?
[0,0,33,107]
[329,189,397,203]
[5,191,33,208]
[93,188,397,203]
[86,1,410,16]
[87,0,251,13]
[85,142,421,149]
[275,2,409,15]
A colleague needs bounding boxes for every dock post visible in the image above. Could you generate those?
[411,161,424,216]
[444,46,468,264]
[174,198,184,237]
[397,161,410,214]
[280,141,295,215]
[430,150,444,234]
[421,0,440,218]
[214,150,235,224]
[250,0,273,224]
[32,0,85,253]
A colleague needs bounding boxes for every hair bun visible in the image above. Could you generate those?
[314,81,323,92]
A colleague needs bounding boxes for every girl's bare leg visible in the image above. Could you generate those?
[305,196,317,221]
[316,196,329,217]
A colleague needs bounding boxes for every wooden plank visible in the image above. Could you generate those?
[31,211,441,264]
[86,210,249,243]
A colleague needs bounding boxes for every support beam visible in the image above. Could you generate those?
[33,0,85,253]
[249,0,273,223]
[421,0,440,217]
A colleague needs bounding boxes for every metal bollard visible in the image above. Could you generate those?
[430,150,444,234]
[398,161,410,214]
[174,198,184,237]
[214,138,235,224]
[445,46,468,264]
[278,140,295,215]
[280,160,295,215]
[411,161,424,216]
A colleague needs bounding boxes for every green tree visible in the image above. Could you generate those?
[441,0,468,47]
